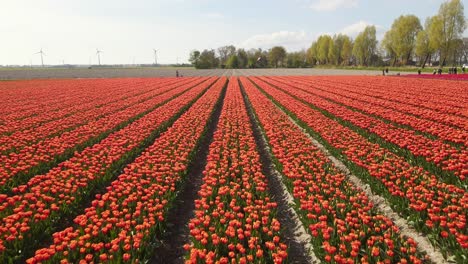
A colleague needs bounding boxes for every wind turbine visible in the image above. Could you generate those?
[153,49,158,65]
[96,49,103,65]
[35,48,45,67]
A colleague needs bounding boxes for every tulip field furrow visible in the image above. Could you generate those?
[0,78,182,136]
[0,78,210,191]
[26,77,227,264]
[295,76,468,118]
[0,78,193,154]
[249,77,467,261]
[273,77,468,147]
[284,76,468,131]
[0,78,181,135]
[185,78,287,264]
[0,77,218,261]
[240,77,427,263]
[259,76,468,183]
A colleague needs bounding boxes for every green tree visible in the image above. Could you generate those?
[316,35,333,64]
[269,46,287,68]
[247,48,268,68]
[415,17,440,68]
[327,39,336,65]
[286,50,307,68]
[331,34,353,65]
[226,55,239,69]
[353,25,378,66]
[189,50,201,67]
[382,30,398,66]
[392,15,422,64]
[341,36,353,65]
[217,45,236,67]
[307,42,319,65]
[196,49,219,69]
[415,30,433,67]
[236,49,248,68]
[437,0,466,65]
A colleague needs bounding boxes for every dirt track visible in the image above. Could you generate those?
[0,67,405,80]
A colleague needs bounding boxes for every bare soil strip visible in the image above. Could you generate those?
[240,80,320,264]
[0,68,386,80]
[278,103,450,264]
[150,82,227,264]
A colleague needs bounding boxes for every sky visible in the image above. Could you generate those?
[1,0,467,65]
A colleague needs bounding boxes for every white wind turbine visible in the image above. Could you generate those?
[96,49,103,65]
[153,49,158,65]
[34,48,45,67]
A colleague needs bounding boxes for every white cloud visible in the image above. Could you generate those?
[339,20,371,36]
[338,20,386,39]
[239,31,311,51]
[310,0,358,11]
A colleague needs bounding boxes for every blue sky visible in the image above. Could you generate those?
[1,0,466,65]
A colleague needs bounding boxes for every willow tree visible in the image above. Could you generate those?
[353,26,378,66]
[437,0,466,65]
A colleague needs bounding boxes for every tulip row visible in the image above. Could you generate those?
[0,78,189,154]
[285,76,468,132]
[0,79,99,122]
[240,76,427,263]
[260,76,467,183]
[249,77,467,261]
[0,78,163,127]
[0,78,180,136]
[0,77,219,261]
[0,77,208,190]
[26,77,227,264]
[279,76,468,146]
[404,74,468,81]
[338,76,466,107]
[296,76,466,118]
[185,78,287,264]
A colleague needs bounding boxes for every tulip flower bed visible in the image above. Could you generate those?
[271,77,467,147]
[0,77,218,261]
[0,75,466,263]
[240,77,427,263]
[0,78,180,136]
[0,77,209,191]
[291,76,466,118]
[303,76,465,129]
[0,78,190,169]
[404,73,468,81]
[281,76,467,135]
[185,78,287,264]
[258,76,467,183]
[248,77,467,261]
[26,77,227,264]
[0,78,185,152]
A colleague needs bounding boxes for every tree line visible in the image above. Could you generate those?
[189,0,467,69]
